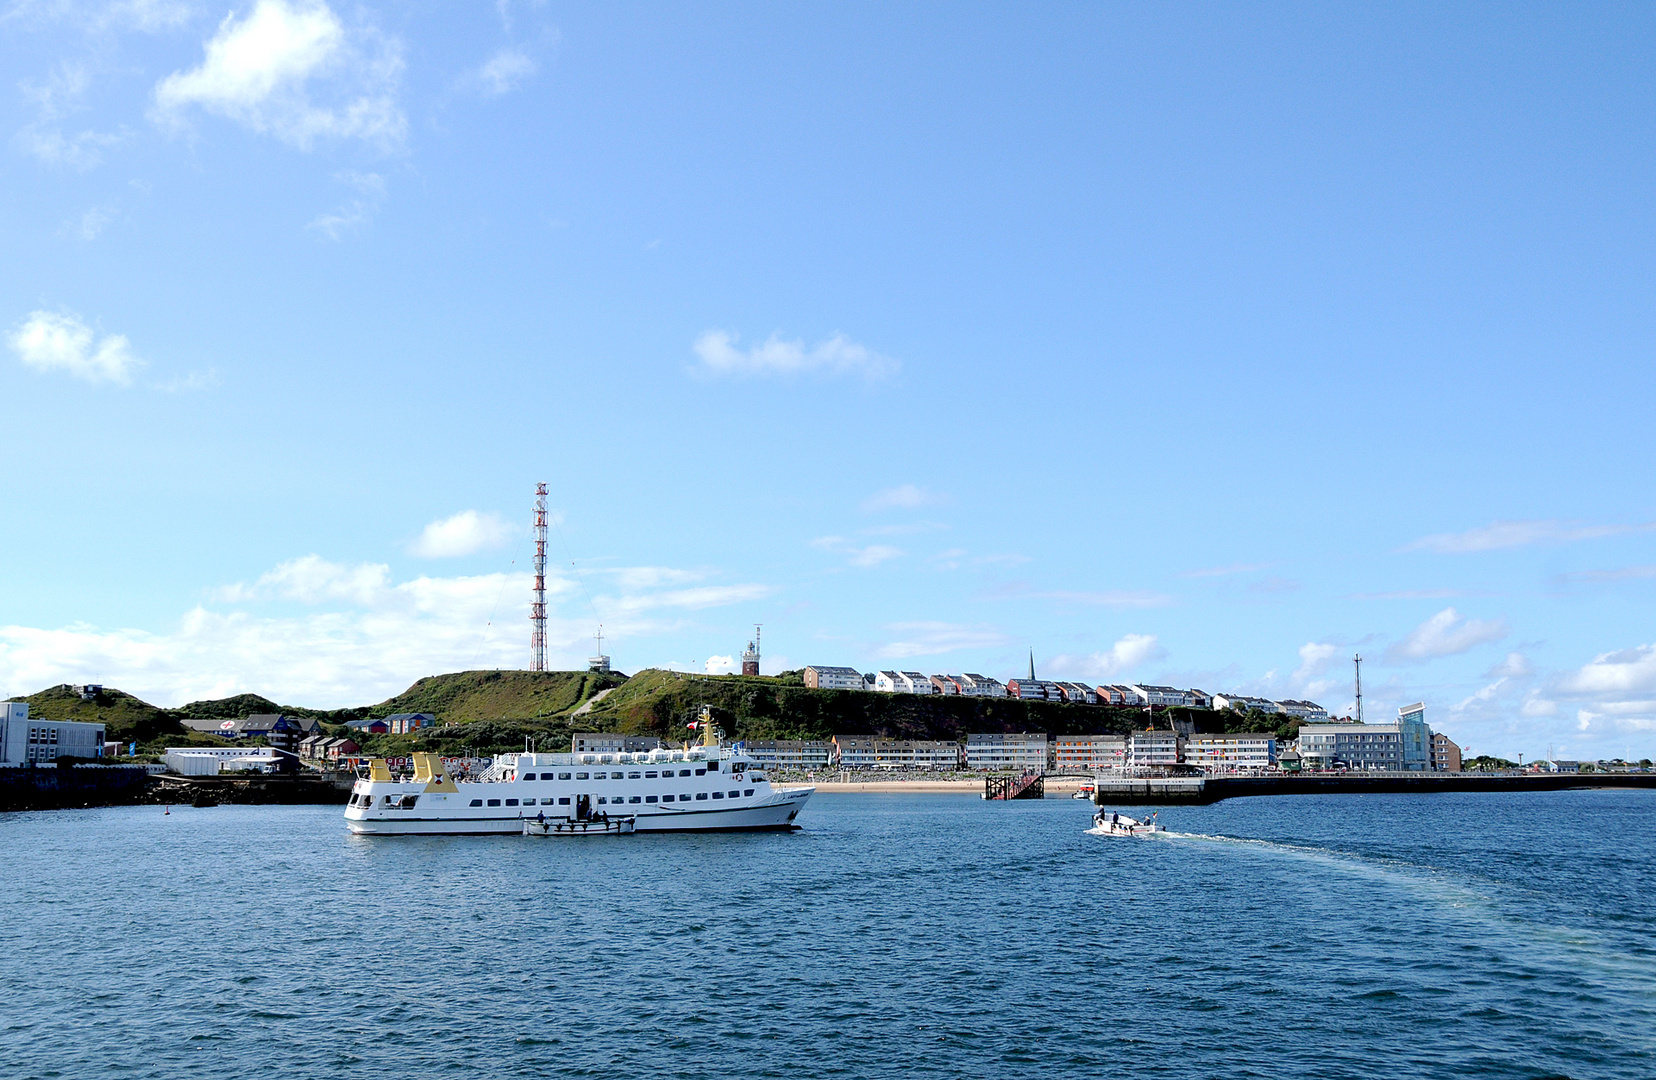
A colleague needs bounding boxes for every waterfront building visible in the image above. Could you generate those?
[955,674,1007,698]
[930,675,962,695]
[1054,734,1126,769]
[744,739,833,770]
[832,736,961,770]
[163,746,281,775]
[803,666,865,691]
[572,733,666,754]
[386,712,437,734]
[1128,730,1182,767]
[1054,682,1098,705]
[1182,733,1276,771]
[1431,732,1462,772]
[965,732,1049,771]
[1278,699,1330,721]
[1006,679,1065,701]
[1295,704,1432,771]
[0,703,105,765]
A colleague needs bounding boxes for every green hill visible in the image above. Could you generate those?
[10,685,184,744]
[368,669,626,722]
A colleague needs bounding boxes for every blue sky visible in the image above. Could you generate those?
[3,1,1654,761]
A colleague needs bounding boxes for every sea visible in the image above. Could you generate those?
[2,788,1653,1079]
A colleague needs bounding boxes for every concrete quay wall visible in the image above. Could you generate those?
[1094,771,1656,806]
[0,765,154,812]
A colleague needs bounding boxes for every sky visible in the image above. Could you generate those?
[2,1,1654,762]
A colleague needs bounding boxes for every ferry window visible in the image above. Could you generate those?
[558,797,571,805]
[729,791,740,798]
[522,773,536,781]
[628,771,641,779]
[505,799,519,806]
[712,791,724,799]
[628,796,642,804]
[679,769,692,777]
[744,789,754,797]
[645,795,658,803]
[695,769,706,776]
[575,772,589,780]
[645,771,658,778]
[696,793,709,800]
[597,797,607,804]
[559,772,572,780]
[679,794,692,802]
[469,799,482,807]
[487,799,501,807]
[707,761,719,771]
[592,771,606,779]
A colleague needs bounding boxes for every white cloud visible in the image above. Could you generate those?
[861,484,946,513]
[873,622,1010,660]
[409,511,516,558]
[152,0,405,149]
[1293,642,1340,685]
[1387,607,1508,662]
[477,47,535,94]
[606,584,774,615]
[14,60,125,169]
[1487,652,1532,679]
[154,367,219,392]
[1520,693,1558,717]
[9,310,142,383]
[1560,644,1656,696]
[691,330,896,379]
[95,0,196,32]
[704,655,736,675]
[67,204,117,240]
[215,555,391,605]
[1557,565,1656,584]
[1404,519,1654,554]
[1047,634,1163,680]
[1036,589,1171,608]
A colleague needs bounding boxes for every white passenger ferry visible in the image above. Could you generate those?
[344,718,812,835]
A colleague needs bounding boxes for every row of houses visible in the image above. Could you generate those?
[802,667,1329,718]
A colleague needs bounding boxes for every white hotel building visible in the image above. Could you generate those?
[965,732,1049,771]
[1183,733,1277,772]
[1,703,106,765]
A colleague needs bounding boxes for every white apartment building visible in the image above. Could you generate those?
[1277,699,1330,721]
[743,739,833,770]
[965,732,1049,771]
[1211,694,1286,715]
[804,666,866,691]
[1053,734,1127,769]
[897,672,935,694]
[956,674,1007,698]
[1182,733,1276,772]
[1054,682,1098,705]
[1128,730,1182,768]
[1129,685,1192,708]
[1007,679,1066,701]
[1296,704,1432,771]
[832,736,961,770]
[930,675,962,695]
[1,703,106,765]
[874,671,903,693]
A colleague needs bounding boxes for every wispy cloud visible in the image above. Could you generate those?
[152,0,405,150]
[154,367,219,393]
[607,583,774,615]
[476,47,535,95]
[14,60,125,169]
[872,621,1010,660]
[9,309,142,384]
[1556,565,1656,585]
[691,330,896,379]
[64,204,117,240]
[307,170,386,239]
[1403,519,1656,554]
[1036,589,1171,608]
[1181,562,1270,579]
[1349,588,1491,600]
[409,510,516,558]
[861,484,946,513]
[811,535,903,568]
[1386,607,1508,662]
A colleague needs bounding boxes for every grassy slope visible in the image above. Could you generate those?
[11,685,184,744]
[369,669,626,722]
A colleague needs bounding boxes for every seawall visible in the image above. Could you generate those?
[1093,772,1656,806]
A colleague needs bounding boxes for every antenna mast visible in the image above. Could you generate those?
[530,483,548,672]
[1353,653,1363,723]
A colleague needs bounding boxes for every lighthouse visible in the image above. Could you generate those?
[741,625,761,676]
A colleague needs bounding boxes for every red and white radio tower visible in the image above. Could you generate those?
[530,483,548,672]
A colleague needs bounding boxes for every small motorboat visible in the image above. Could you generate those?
[522,815,636,837]
[1092,810,1164,836]
[1072,785,1095,800]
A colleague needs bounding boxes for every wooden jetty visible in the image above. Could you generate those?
[985,771,1044,800]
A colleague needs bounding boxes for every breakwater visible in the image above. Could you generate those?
[1094,771,1656,805]
[0,765,154,812]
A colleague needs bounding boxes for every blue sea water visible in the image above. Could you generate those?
[2,789,1653,1079]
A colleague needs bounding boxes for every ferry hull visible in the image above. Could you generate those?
[345,787,812,836]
